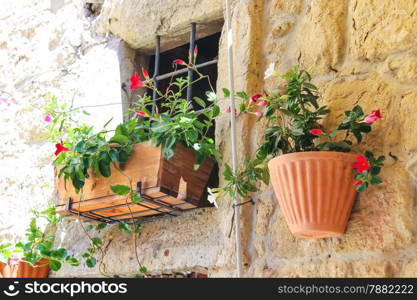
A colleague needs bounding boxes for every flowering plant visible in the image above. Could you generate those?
[49,48,220,192]
[219,66,384,198]
[129,56,221,168]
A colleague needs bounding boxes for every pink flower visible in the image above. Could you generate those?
[309,129,323,135]
[55,141,70,156]
[135,110,147,117]
[9,257,21,265]
[257,100,268,107]
[130,72,145,90]
[255,111,263,117]
[44,114,52,123]
[352,155,371,173]
[173,59,186,65]
[194,46,198,57]
[0,97,8,104]
[364,110,382,123]
[142,67,150,80]
[251,93,262,102]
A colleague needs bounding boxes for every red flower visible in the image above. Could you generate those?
[226,107,237,115]
[130,72,145,90]
[355,180,363,186]
[135,110,147,117]
[309,128,323,135]
[142,67,150,80]
[352,155,371,173]
[55,141,69,156]
[251,93,262,102]
[194,46,198,57]
[173,59,186,65]
[364,109,382,123]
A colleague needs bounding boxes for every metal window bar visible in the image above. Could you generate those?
[151,23,207,107]
[152,35,161,114]
[186,22,197,102]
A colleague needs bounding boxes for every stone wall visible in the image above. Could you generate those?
[0,0,123,241]
[1,0,417,278]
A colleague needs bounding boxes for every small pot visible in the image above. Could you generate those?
[17,259,50,278]
[268,151,358,238]
[0,259,50,278]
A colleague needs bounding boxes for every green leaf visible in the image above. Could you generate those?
[118,150,129,164]
[356,182,368,192]
[239,103,246,113]
[133,224,142,233]
[91,238,102,247]
[118,222,131,233]
[109,135,129,145]
[49,260,62,271]
[86,225,93,231]
[165,135,176,149]
[162,144,175,159]
[193,97,206,108]
[75,141,87,153]
[53,248,67,259]
[96,223,108,230]
[370,175,382,185]
[86,257,97,268]
[211,105,220,118]
[352,105,364,116]
[99,160,111,177]
[236,91,249,100]
[109,149,120,162]
[131,193,141,204]
[110,184,131,195]
[222,88,230,98]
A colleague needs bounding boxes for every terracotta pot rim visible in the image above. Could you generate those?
[268,151,358,165]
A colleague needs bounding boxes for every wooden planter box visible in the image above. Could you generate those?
[55,142,216,223]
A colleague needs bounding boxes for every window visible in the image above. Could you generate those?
[131,25,222,204]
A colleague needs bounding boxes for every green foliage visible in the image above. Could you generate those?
[8,207,83,271]
[110,184,131,195]
[132,84,221,168]
[53,120,145,191]
[213,158,268,199]
[257,67,330,155]
[219,66,385,198]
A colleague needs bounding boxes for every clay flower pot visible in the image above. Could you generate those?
[268,151,358,238]
[0,259,49,278]
[17,259,50,278]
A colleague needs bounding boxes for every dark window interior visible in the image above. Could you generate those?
[137,32,221,203]
[147,32,220,115]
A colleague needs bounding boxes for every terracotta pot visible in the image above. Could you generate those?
[268,151,358,238]
[17,259,50,278]
[0,259,49,278]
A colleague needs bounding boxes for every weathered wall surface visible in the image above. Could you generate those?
[0,0,123,242]
[1,0,417,278]
[241,0,417,277]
